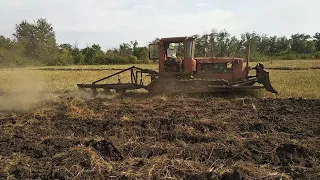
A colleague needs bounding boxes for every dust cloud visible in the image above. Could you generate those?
[0,71,49,111]
[0,70,104,111]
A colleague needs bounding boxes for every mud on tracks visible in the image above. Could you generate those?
[0,95,319,179]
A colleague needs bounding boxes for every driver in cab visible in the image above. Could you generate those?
[166,43,182,72]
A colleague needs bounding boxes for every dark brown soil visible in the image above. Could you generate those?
[0,93,319,179]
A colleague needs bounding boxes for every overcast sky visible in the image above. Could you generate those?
[0,0,319,50]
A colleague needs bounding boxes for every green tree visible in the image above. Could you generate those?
[51,48,73,65]
[71,47,85,64]
[268,36,278,55]
[240,32,261,56]
[59,43,73,51]
[256,35,270,55]
[226,36,241,57]
[135,47,149,62]
[13,18,58,65]
[208,29,218,57]
[215,30,230,57]
[119,43,133,56]
[291,33,315,54]
[194,34,205,57]
[0,35,14,49]
[130,40,138,57]
[275,36,290,54]
[314,32,320,51]
[81,44,104,64]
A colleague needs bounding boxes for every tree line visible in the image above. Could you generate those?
[194,30,320,60]
[0,19,150,67]
[1,18,320,67]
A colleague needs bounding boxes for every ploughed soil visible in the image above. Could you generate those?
[0,92,319,179]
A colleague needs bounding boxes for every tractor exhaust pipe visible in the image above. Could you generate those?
[246,45,250,69]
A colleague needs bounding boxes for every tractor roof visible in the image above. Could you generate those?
[160,36,196,43]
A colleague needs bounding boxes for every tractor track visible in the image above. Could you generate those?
[0,94,319,179]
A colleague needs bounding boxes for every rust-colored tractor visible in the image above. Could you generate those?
[77,36,277,96]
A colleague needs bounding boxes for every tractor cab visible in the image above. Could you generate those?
[149,36,197,75]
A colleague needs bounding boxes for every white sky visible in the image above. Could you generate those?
[0,0,319,50]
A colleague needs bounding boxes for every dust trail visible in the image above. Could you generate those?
[0,71,48,111]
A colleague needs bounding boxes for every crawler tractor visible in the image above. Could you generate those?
[77,36,277,96]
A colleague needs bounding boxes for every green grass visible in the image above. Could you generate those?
[251,59,320,68]
[29,64,158,70]
[0,69,151,92]
[263,69,320,98]
[0,60,319,98]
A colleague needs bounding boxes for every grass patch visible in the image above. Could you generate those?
[263,70,320,98]
[254,59,320,69]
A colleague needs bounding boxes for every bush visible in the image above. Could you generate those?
[127,55,137,64]
[251,53,269,61]
[278,53,297,60]
[298,53,313,59]
[102,54,137,64]
[313,51,320,59]
[0,48,40,67]
[53,49,74,66]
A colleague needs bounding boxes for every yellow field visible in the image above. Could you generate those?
[25,59,319,69]
[262,69,320,98]
[0,60,319,98]
[256,59,320,68]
